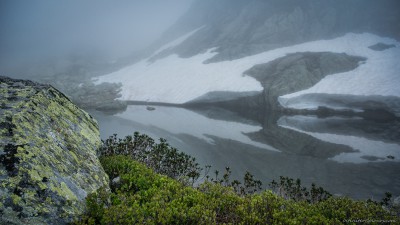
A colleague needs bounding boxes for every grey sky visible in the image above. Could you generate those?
[0,0,194,62]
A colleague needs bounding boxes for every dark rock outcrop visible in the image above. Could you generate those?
[368,42,397,51]
[186,52,400,119]
[0,76,109,225]
[244,52,365,109]
[279,93,400,118]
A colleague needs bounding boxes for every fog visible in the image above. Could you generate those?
[0,0,194,78]
[1,0,400,202]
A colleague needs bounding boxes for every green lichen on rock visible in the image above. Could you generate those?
[0,76,109,225]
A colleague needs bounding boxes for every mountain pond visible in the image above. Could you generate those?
[89,105,400,200]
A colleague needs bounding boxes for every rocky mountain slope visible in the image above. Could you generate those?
[150,0,400,62]
[0,76,109,224]
[94,0,400,115]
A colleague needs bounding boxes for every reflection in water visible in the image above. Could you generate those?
[278,116,400,163]
[89,106,400,199]
[114,106,278,151]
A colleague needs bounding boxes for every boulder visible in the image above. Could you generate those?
[0,76,109,224]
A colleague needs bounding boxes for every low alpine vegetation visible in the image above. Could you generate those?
[100,132,201,185]
[74,133,399,224]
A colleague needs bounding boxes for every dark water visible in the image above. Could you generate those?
[89,105,400,200]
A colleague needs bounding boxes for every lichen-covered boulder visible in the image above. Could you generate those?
[0,76,109,225]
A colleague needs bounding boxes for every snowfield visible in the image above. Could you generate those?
[94,27,400,105]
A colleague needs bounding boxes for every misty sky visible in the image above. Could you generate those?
[0,0,194,64]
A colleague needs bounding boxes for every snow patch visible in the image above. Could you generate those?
[95,31,399,104]
[279,34,400,109]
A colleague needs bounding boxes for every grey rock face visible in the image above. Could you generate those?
[0,76,109,225]
[368,43,397,51]
[244,52,365,109]
[150,0,400,63]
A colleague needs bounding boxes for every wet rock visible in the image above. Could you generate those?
[368,43,396,51]
[244,52,365,109]
[0,76,109,225]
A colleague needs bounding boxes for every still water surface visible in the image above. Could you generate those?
[89,105,400,199]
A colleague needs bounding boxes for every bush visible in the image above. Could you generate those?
[74,155,398,225]
[269,176,332,203]
[73,132,399,224]
[77,155,216,224]
[100,132,202,185]
[100,133,264,195]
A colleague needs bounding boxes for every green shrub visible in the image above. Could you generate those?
[269,176,332,203]
[78,155,216,224]
[74,155,398,225]
[100,133,265,195]
[71,132,400,224]
[100,132,201,185]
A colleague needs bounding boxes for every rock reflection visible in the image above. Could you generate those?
[89,106,400,199]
